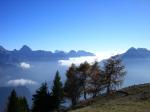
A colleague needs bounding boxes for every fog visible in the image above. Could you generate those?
[1,57,150,93]
[123,59,150,87]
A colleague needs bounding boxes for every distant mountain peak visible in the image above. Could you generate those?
[55,50,65,53]
[121,47,150,59]
[127,47,137,52]
[69,50,76,53]
[126,47,149,53]
[20,45,32,52]
[0,45,7,52]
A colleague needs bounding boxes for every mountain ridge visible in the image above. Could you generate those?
[120,47,150,59]
[0,45,95,63]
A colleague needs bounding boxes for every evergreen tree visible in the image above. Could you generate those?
[32,82,49,112]
[64,64,82,106]
[104,55,126,94]
[6,90,29,112]
[6,90,18,112]
[78,61,91,100]
[51,71,64,110]
[17,97,30,112]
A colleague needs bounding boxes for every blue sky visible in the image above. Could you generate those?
[0,0,150,55]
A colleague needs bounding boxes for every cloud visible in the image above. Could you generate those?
[59,56,101,66]
[20,62,31,69]
[59,51,122,66]
[7,79,37,86]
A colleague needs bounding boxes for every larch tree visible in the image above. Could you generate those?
[88,61,105,98]
[78,61,91,100]
[104,55,126,94]
[64,64,82,106]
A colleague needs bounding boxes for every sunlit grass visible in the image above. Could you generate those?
[70,83,150,112]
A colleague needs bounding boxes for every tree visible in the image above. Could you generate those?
[32,82,50,112]
[64,64,82,106]
[104,55,126,94]
[6,90,29,112]
[78,61,91,100]
[51,71,64,110]
[88,61,105,98]
[6,90,18,112]
[17,97,30,112]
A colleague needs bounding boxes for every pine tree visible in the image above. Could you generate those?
[64,64,82,106]
[17,97,30,112]
[6,90,18,112]
[51,71,63,110]
[104,55,126,94]
[32,82,50,112]
[6,90,30,112]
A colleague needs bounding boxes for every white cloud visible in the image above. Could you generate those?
[59,51,123,66]
[59,56,101,66]
[7,79,37,86]
[20,62,31,69]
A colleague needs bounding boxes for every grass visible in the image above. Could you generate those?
[69,83,150,112]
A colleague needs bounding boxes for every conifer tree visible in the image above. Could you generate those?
[51,71,63,110]
[89,61,104,97]
[64,64,82,106]
[18,97,30,112]
[6,90,18,112]
[32,82,49,112]
[104,55,126,94]
[78,61,91,100]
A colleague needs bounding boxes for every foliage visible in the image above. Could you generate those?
[104,55,126,94]
[88,61,105,97]
[32,82,50,112]
[51,71,64,110]
[64,64,82,106]
[6,89,29,112]
[78,61,91,100]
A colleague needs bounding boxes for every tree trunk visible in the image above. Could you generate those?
[107,81,111,94]
[84,89,87,100]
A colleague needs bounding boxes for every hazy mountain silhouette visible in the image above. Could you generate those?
[0,45,94,63]
[117,47,150,86]
[121,47,150,59]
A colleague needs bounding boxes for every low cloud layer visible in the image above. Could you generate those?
[7,79,37,86]
[20,62,31,69]
[59,51,121,66]
[59,56,101,66]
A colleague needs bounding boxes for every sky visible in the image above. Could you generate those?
[0,0,150,56]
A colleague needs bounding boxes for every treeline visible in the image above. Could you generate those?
[5,55,126,112]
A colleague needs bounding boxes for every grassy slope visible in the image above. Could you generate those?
[69,83,150,112]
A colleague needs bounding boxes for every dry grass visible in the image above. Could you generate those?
[69,83,150,112]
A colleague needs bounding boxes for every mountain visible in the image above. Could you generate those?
[0,46,7,52]
[117,47,150,87]
[0,45,95,64]
[121,47,150,59]
[19,45,32,53]
[0,45,95,90]
[0,86,32,112]
[99,47,150,87]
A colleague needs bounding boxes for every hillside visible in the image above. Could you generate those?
[69,83,150,112]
